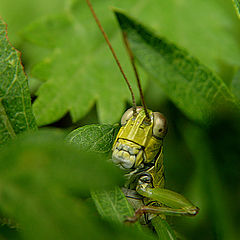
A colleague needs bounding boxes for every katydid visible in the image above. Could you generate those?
[86,0,199,224]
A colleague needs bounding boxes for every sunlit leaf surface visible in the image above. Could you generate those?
[21,0,240,125]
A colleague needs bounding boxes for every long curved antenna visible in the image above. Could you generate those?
[122,32,150,120]
[86,0,137,116]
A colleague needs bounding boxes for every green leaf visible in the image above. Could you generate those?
[92,189,176,240]
[0,19,37,145]
[0,182,105,240]
[91,188,151,236]
[0,130,123,240]
[231,68,240,100]
[0,129,123,195]
[17,0,240,73]
[0,130,155,240]
[22,0,240,125]
[66,124,120,153]
[67,126,138,226]
[0,0,66,45]
[91,188,134,223]
[21,2,147,126]
[151,217,177,240]
[115,11,239,124]
[233,0,240,18]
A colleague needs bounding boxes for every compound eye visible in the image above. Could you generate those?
[121,106,143,126]
[139,175,152,184]
[121,108,134,125]
[152,112,168,139]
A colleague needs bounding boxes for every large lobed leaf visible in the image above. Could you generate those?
[0,18,37,145]
[21,1,147,126]
[115,11,240,125]
[21,0,240,126]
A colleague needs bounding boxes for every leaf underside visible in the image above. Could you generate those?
[115,11,239,125]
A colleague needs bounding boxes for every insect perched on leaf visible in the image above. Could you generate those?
[86,0,199,224]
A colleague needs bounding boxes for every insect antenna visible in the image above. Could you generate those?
[86,0,137,116]
[122,32,150,121]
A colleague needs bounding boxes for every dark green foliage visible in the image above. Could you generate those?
[181,124,238,240]
[0,130,156,240]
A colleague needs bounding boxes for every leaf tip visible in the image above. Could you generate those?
[113,8,130,29]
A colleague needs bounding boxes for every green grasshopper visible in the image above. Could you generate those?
[113,106,199,223]
[86,0,199,224]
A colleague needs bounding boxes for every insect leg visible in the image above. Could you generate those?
[125,204,198,223]
[126,187,199,223]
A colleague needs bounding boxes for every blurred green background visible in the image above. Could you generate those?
[1,0,239,239]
